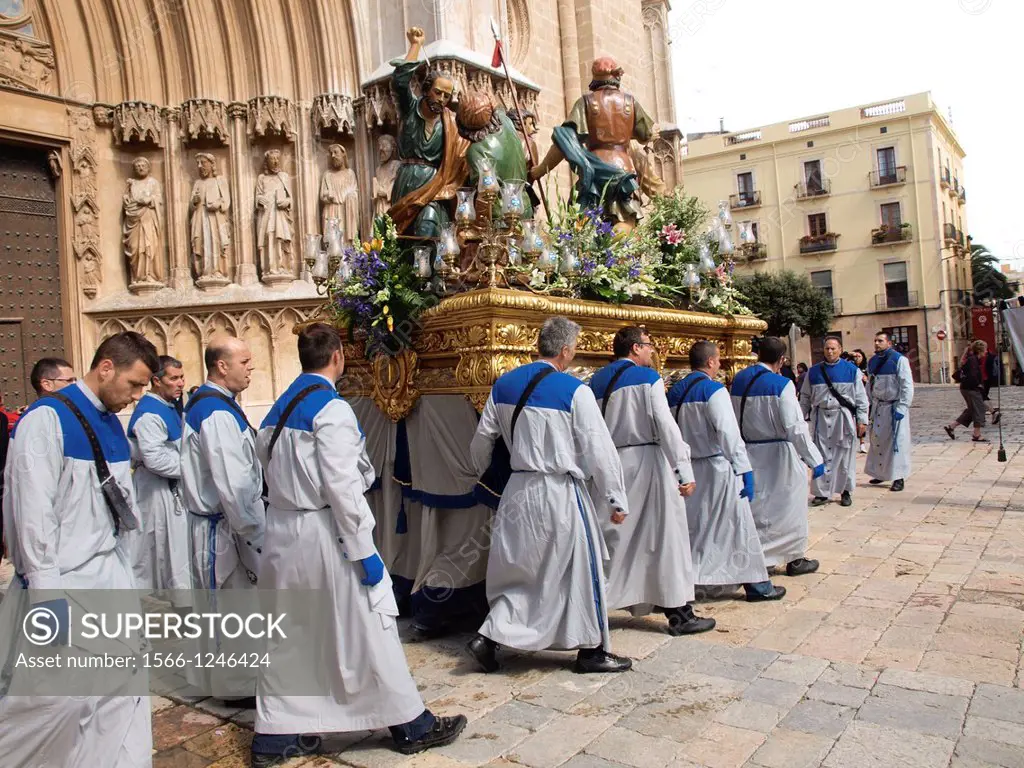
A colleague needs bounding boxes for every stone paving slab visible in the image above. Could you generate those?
[21,385,1024,765]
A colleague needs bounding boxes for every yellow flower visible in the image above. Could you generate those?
[371,237,384,252]
[387,316,394,332]
[382,304,390,315]
[362,241,372,253]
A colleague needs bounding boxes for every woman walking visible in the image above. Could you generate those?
[944,340,990,443]
[851,349,870,453]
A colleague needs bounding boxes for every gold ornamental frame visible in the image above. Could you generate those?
[333,286,767,421]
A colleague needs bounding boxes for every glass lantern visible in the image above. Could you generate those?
[717,200,733,229]
[558,245,579,276]
[455,189,476,224]
[440,225,460,260]
[500,180,526,218]
[303,233,321,274]
[520,221,539,253]
[536,242,558,274]
[684,263,701,289]
[716,226,735,257]
[413,246,432,278]
[507,237,522,267]
[738,221,756,245]
[477,163,500,197]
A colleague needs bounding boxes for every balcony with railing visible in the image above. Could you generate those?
[832,297,843,316]
[799,232,840,254]
[940,167,952,189]
[729,190,762,210]
[871,223,913,245]
[875,291,920,311]
[740,242,767,261]
[869,166,907,188]
[958,185,966,204]
[943,222,957,243]
[957,229,966,247]
[795,179,831,199]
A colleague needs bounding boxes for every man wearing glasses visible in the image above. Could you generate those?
[30,357,77,398]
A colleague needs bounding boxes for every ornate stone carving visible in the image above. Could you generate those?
[255,149,294,285]
[320,144,359,243]
[181,99,229,145]
[312,94,355,137]
[248,96,295,140]
[370,348,420,422]
[577,331,615,354]
[415,366,458,391]
[112,101,163,146]
[92,104,114,127]
[189,152,231,288]
[68,107,101,298]
[0,30,54,93]
[363,81,398,128]
[372,135,400,219]
[122,156,164,293]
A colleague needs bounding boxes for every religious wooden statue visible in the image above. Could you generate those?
[320,144,359,245]
[372,134,400,220]
[508,107,539,172]
[387,27,468,237]
[529,56,655,233]
[122,156,163,287]
[255,148,294,282]
[189,152,231,284]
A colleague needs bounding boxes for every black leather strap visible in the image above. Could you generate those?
[818,363,857,416]
[600,363,632,418]
[738,367,769,442]
[511,366,556,444]
[674,374,707,422]
[267,383,331,461]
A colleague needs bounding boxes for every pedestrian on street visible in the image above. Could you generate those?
[945,339,990,443]
[851,349,871,453]
[794,362,808,396]
[866,332,914,492]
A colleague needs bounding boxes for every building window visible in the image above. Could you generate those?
[804,160,823,194]
[877,147,897,183]
[810,270,833,298]
[751,221,760,242]
[736,172,755,206]
[880,202,902,229]
[808,212,828,237]
[884,261,909,308]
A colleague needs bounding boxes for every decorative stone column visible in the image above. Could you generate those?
[162,107,190,289]
[351,97,373,240]
[227,101,258,286]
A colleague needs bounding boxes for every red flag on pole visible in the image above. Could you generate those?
[491,39,503,69]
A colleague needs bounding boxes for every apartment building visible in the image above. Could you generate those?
[681,93,970,382]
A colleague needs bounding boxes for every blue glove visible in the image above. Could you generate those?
[28,598,70,647]
[892,410,905,422]
[739,471,755,501]
[359,554,385,587]
[812,463,826,479]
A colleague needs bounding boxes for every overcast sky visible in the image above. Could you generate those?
[667,0,1019,265]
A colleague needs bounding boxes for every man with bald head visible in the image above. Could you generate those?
[180,336,265,705]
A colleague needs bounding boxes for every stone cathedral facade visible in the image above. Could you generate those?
[0,0,680,414]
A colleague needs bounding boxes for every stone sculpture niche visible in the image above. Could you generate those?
[255,148,295,285]
[189,152,232,289]
[122,156,164,293]
[319,143,359,245]
[372,134,400,220]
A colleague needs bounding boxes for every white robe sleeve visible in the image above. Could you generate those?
[780,382,823,468]
[6,407,64,590]
[470,393,500,476]
[573,387,628,514]
[650,381,694,486]
[708,388,752,476]
[799,371,812,419]
[200,411,264,543]
[896,356,914,415]
[314,400,378,561]
[134,413,181,479]
[854,372,869,424]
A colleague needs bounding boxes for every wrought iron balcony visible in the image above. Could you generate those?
[795,179,831,199]
[832,297,843,316]
[729,191,762,209]
[958,186,966,204]
[799,233,839,254]
[940,167,952,188]
[957,229,965,246]
[869,166,907,188]
[943,222,957,243]
[740,242,767,261]
[871,223,912,245]
[875,291,920,311]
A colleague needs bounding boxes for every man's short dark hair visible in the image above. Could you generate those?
[689,340,719,370]
[90,332,159,375]
[875,330,890,341]
[612,326,648,359]
[30,357,72,395]
[757,336,787,365]
[155,355,183,379]
[298,323,342,371]
[824,335,843,348]
[204,341,231,373]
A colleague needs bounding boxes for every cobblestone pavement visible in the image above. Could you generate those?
[14,385,1024,767]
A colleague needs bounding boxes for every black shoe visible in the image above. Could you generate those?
[745,585,787,602]
[869,479,884,485]
[466,634,499,673]
[786,558,820,577]
[811,496,829,506]
[574,648,632,673]
[891,479,904,492]
[840,491,852,507]
[251,736,322,768]
[665,607,716,636]
[944,425,956,440]
[221,697,257,709]
[394,714,468,755]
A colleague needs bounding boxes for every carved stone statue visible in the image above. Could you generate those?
[387,26,468,237]
[372,135,400,219]
[530,56,656,233]
[189,152,231,286]
[122,156,163,289]
[255,149,294,283]
[320,144,359,244]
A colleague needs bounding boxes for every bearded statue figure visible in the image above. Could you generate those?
[529,56,655,233]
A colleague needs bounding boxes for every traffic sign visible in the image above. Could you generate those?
[936,330,947,341]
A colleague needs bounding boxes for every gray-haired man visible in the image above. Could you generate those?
[468,317,632,674]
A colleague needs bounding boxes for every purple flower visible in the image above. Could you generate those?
[628,264,642,279]
[604,250,616,268]
[596,219,613,236]
[580,256,596,275]
[558,232,572,243]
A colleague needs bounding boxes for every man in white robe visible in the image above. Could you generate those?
[731,337,825,577]
[590,326,715,635]
[668,341,785,601]
[180,336,265,703]
[249,323,465,766]
[126,355,189,600]
[468,317,633,673]
[0,332,158,768]
[865,331,914,492]
[801,337,869,507]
